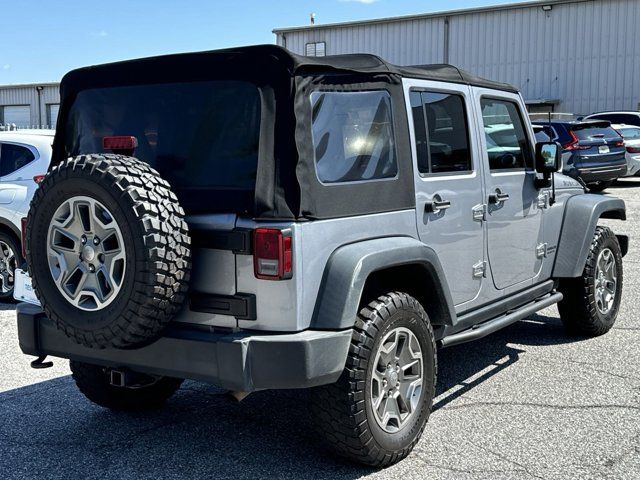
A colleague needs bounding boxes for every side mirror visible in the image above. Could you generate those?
[535,142,560,174]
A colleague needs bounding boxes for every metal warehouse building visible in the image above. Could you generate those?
[0,83,60,130]
[274,0,640,116]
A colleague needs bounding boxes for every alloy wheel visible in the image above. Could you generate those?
[370,327,424,433]
[47,196,126,311]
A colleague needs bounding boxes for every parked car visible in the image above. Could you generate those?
[532,120,626,192]
[584,111,640,127]
[16,46,628,467]
[0,130,53,301]
[610,123,640,176]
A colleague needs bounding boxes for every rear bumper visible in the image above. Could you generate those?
[572,164,627,183]
[17,303,351,392]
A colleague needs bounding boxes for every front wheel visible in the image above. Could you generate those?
[558,226,623,336]
[312,292,436,467]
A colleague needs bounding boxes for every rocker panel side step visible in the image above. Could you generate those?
[439,292,563,348]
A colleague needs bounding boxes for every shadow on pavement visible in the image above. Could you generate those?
[0,313,581,479]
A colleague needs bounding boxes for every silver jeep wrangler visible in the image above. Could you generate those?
[17,45,627,467]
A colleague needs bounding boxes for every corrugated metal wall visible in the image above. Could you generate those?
[0,84,60,128]
[276,0,640,115]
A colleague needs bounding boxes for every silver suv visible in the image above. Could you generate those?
[16,46,627,467]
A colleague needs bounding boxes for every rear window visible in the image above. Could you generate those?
[618,127,640,140]
[64,80,262,213]
[572,125,620,140]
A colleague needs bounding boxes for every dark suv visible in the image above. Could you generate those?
[533,120,626,192]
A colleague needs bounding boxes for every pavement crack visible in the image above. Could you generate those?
[534,357,640,382]
[467,440,545,480]
[443,400,640,412]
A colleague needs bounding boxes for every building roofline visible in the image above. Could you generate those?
[273,0,593,34]
[0,82,60,89]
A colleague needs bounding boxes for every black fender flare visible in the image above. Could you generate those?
[552,194,626,278]
[310,236,456,329]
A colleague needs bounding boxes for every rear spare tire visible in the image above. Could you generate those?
[26,154,191,349]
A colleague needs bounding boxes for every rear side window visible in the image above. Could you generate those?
[311,91,398,184]
[572,125,620,140]
[410,91,472,174]
[480,98,533,170]
[0,143,35,176]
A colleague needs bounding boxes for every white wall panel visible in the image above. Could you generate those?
[276,0,640,115]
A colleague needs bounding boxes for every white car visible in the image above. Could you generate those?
[611,123,640,176]
[0,130,54,301]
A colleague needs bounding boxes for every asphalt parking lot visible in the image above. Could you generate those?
[1,182,639,480]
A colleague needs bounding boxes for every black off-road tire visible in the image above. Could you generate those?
[587,181,612,193]
[312,292,437,468]
[558,226,623,336]
[0,231,23,302]
[70,361,183,411]
[26,154,191,349]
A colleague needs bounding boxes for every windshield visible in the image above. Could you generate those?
[64,80,262,213]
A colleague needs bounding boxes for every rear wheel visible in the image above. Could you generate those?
[558,226,623,336]
[70,361,183,411]
[312,292,436,467]
[0,232,22,302]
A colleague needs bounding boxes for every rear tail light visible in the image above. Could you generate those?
[33,175,45,184]
[21,217,28,258]
[614,139,625,147]
[627,146,640,154]
[563,131,590,151]
[253,228,293,280]
[102,135,138,153]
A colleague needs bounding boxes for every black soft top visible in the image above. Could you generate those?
[55,44,518,220]
[60,44,517,95]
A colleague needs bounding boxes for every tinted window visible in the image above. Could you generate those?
[410,91,472,174]
[0,143,35,176]
[572,125,621,140]
[618,127,640,140]
[311,91,398,184]
[591,113,640,126]
[65,81,261,213]
[481,99,533,170]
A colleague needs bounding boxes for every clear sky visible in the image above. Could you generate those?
[0,0,518,84]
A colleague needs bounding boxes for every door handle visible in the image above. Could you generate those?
[425,194,451,213]
[488,189,510,205]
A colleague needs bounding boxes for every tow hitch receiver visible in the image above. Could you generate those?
[110,369,127,387]
[30,355,53,369]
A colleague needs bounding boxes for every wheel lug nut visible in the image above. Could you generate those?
[93,237,100,245]
[89,264,95,273]
[81,236,87,244]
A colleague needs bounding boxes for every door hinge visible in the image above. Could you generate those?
[472,204,486,222]
[537,192,549,209]
[536,243,548,258]
[472,261,486,278]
